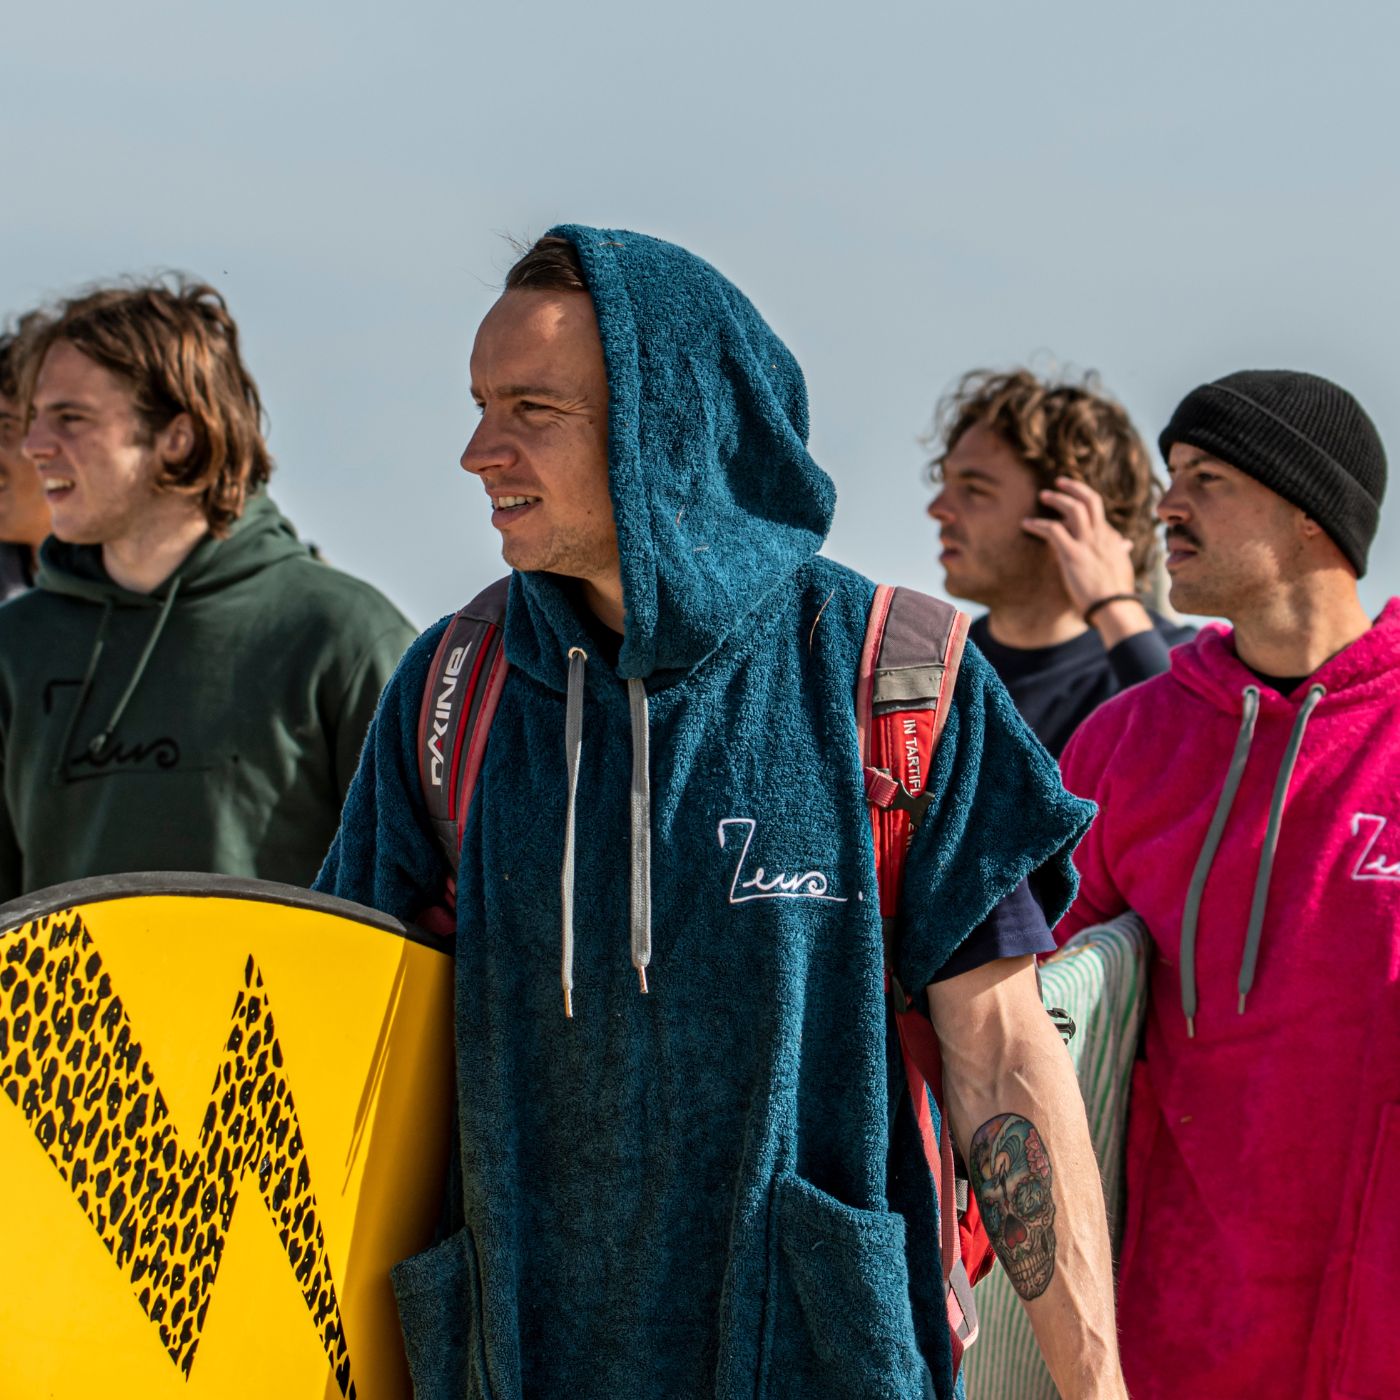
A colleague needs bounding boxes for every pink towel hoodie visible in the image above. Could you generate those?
[1059,601,1400,1400]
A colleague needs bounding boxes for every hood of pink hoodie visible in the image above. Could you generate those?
[1059,599,1400,1397]
[1171,597,1400,715]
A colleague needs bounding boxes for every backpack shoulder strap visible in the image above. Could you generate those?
[857,583,969,862]
[416,576,512,874]
[856,584,982,1365]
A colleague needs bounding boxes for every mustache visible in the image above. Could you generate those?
[1166,526,1201,550]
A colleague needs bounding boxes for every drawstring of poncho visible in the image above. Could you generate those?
[50,578,184,780]
[1180,681,1326,1036]
[558,646,654,1017]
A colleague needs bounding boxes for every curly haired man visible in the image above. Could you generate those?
[927,369,1193,755]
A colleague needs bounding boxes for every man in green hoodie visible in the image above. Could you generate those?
[0,278,417,899]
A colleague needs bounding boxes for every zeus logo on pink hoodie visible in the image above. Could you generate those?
[1349,812,1400,880]
[1058,601,1400,1400]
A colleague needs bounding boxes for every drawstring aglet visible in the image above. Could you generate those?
[563,986,574,1019]
[1186,1016,1195,1039]
[1238,994,1247,1015]
[637,967,649,994]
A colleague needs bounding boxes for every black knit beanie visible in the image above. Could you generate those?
[1159,370,1387,577]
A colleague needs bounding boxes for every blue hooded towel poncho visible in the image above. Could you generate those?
[316,226,1092,1399]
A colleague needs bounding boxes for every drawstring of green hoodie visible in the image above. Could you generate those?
[1180,681,1326,1036]
[51,577,184,780]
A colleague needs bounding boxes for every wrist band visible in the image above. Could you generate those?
[1083,593,1142,625]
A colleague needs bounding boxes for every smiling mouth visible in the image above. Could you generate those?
[491,495,540,512]
[41,477,75,498]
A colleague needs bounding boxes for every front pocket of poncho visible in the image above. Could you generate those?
[391,1228,493,1400]
[763,1172,933,1399]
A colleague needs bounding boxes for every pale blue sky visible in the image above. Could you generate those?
[5,0,1397,624]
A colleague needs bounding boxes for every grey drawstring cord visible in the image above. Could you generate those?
[1180,682,1326,1036]
[1238,683,1325,1015]
[51,599,115,781]
[1181,686,1259,1037]
[561,646,588,1018]
[627,678,652,993]
[558,652,655,1016]
[86,576,184,760]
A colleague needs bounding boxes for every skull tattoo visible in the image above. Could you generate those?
[969,1113,1057,1299]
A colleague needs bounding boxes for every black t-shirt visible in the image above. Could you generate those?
[1245,667,1311,697]
[930,877,1053,982]
[971,611,1195,758]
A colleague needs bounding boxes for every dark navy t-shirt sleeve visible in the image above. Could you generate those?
[1105,628,1173,689]
[895,643,1096,995]
[929,878,1054,982]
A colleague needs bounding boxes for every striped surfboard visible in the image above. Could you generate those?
[962,912,1149,1400]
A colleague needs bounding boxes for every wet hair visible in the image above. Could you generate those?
[18,276,273,536]
[504,235,589,295]
[927,367,1162,585]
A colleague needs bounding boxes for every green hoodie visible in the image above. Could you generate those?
[0,493,416,900]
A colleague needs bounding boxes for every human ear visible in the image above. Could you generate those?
[157,412,196,467]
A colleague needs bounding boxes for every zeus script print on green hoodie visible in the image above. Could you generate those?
[0,493,416,899]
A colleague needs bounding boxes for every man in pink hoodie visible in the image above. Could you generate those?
[1057,369,1396,1400]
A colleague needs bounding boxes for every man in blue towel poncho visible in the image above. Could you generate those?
[317,228,1125,1399]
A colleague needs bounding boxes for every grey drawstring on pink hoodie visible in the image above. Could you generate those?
[1180,681,1326,1035]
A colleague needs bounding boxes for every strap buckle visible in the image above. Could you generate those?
[863,766,935,832]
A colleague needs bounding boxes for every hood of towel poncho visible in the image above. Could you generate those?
[503,225,836,689]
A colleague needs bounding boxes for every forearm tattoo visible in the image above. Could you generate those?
[969,1113,1057,1299]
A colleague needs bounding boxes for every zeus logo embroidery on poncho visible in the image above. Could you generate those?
[717,818,849,904]
[0,915,356,1396]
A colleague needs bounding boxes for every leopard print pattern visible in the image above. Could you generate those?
[0,911,356,1397]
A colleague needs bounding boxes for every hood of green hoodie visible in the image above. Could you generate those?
[503,226,837,688]
[35,492,310,606]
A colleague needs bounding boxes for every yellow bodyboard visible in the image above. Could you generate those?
[0,874,453,1400]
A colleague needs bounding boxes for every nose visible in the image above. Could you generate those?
[460,412,512,478]
[1156,479,1189,525]
[927,488,954,525]
[22,419,56,463]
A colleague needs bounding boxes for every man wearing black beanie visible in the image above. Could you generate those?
[1051,369,1400,1398]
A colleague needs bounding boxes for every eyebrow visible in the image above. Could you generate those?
[946,465,1000,485]
[1170,450,1224,472]
[472,382,579,403]
[36,398,98,413]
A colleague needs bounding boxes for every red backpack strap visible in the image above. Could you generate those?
[856,584,982,1367]
[415,577,511,922]
[857,583,969,947]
